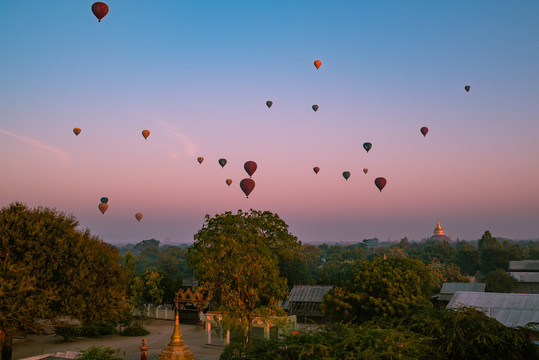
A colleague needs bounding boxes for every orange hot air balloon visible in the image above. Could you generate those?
[142,130,150,139]
[240,178,255,198]
[91,2,109,22]
[375,177,387,192]
[98,202,108,214]
[244,161,257,177]
[313,167,320,174]
[197,156,204,164]
[314,60,322,69]
[73,128,81,136]
[135,213,143,222]
[420,127,429,137]
[363,168,368,174]
[226,179,232,186]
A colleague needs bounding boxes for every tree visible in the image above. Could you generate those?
[480,247,511,274]
[322,257,434,323]
[484,269,516,293]
[455,245,480,276]
[187,210,301,344]
[0,203,129,360]
[478,230,499,252]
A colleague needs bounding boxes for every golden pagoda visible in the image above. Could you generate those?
[428,221,451,242]
[158,292,194,360]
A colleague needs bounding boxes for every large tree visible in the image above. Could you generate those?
[0,203,129,360]
[187,210,301,343]
[322,257,434,323]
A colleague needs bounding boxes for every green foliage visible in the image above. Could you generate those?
[188,210,300,342]
[478,230,499,252]
[54,322,79,342]
[79,321,117,338]
[0,203,129,359]
[429,259,468,291]
[75,346,122,360]
[407,307,539,360]
[480,247,511,273]
[322,257,433,323]
[120,321,150,336]
[484,268,516,293]
[132,239,160,256]
[455,245,480,275]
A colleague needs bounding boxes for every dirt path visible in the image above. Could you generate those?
[12,320,224,360]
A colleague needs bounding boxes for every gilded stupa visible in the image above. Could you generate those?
[428,221,451,242]
[158,292,194,360]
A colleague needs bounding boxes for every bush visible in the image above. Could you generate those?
[121,322,150,336]
[75,346,122,360]
[54,322,80,342]
[79,322,117,337]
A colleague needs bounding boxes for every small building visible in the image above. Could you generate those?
[447,291,539,328]
[432,282,485,306]
[509,260,539,294]
[288,285,333,323]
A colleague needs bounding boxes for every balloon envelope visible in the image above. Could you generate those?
[218,158,227,168]
[91,2,109,22]
[363,142,372,153]
[135,213,143,222]
[240,178,255,198]
[375,177,387,192]
[312,105,319,112]
[197,157,204,164]
[363,168,368,174]
[142,130,150,139]
[313,167,320,174]
[420,127,429,137]
[73,128,81,136]
[343,171,351,181]
[98,203,108,214]
[314,60,322,69]
[100,197,108,204]
[465,85,471,92]
[226,179,232,186]
[266,101,273,108]
[244,161,257,177]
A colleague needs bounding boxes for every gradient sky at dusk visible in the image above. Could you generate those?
[1,1,539,244]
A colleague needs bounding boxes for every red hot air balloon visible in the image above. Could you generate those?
[313,167,320,174]
[244,161,257,177]
[135,213,143,222]
[314,60,322,69]
[142,130,150,139]
[240,178,255,198]
[98,203,108,214]
[92,2,109,22]
[420,127,429,137]
[375,177,387,192]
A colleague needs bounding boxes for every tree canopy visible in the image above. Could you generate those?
[0,203,129,360]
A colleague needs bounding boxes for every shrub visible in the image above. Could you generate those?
[121,322,150,336]
[75,346,122,360]
[54,322,79,342]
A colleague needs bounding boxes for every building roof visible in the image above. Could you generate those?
[288,285,333,303]
[509,260,539,272]
[433,283,485,302]
[447,291,539,328]
[509,272,539,283]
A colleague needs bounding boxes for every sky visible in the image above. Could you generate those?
[1,1,539,244]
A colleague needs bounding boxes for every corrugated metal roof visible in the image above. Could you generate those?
[440,282,485,294]
[508,260,539,272]
[447,291,539,328]
[288,285,333,303]
[509,272,539,282]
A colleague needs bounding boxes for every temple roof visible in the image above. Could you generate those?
[433,220,444,236]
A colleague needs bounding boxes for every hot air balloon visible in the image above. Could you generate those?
[226,179,232,186]
[240,178,255,198]
[464,85,471,92]
[218,158,227,168]
[363,142,372,153]
[363,168,368,174]
[266,101,273,108]
[312,105,319,112]
[314,60,322,69]
[375,177,387,192]
[91,2,109,22]
[73,128,81,136]
[313,167,320,174]
[244,161,257,177]
[420,127,429,137]
[135,213,143,222]
[100,197,108,204]
[343,171,351,181]
[142,130,150,139]
[197,157,204,164]
[98,203,108,214]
